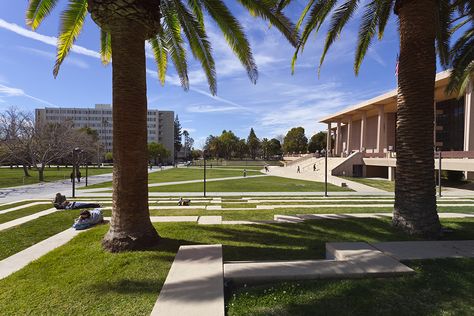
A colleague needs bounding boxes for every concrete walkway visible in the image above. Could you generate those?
[373,240,474,260]
[151,245,224,316]
[0,228,83,279]
[0,168,162,203]
[0,201,51,215]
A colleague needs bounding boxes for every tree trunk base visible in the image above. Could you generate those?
[392,210,441,239]
[102,227,160,252]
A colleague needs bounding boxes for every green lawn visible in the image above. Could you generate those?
[81,167,262,190]
[0,210,78,260]
[341,176,395,192]
[227,258,474,316]
[0,204,53,224]
[0,218,473,315]
[147,176,350,192]
[0,167,113,188]
[0,200,46,211]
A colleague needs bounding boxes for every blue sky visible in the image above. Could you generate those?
[0,1,404,147]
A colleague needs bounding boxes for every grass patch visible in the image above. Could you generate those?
[341,177,395,192]
[82,168,262,190]
[0,167,112,188]
[0,200,46,211]
[148,176,350,192]
[227,258,474,316]
[0,204,53,224]
[0,218,473,314]
[0,210,79,260]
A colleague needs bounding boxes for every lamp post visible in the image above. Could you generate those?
[203,150,207,197]
[323,149,328,197]
[437,149,442,197]
[71,147,80,198]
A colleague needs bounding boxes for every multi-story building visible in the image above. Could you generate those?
[35,104,175,162]
[319,70,474,180]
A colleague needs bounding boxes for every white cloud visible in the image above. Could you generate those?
[17,46,89,69]
[0,19,100,59]
[0,83,55,106]
[186,104,242,113]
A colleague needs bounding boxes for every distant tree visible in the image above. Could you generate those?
[191,149,202,160]
[283,127,308,154]
[174,115,182,161]
[104,152,113,162]
[219,130,239,159]
[0,107,34,176]
[236,139,249,159]
[268,138,282,158]
[261,138,269,160]
[308,131,327,153]
[183,130,194,160]
[247,128,260,160]
[148,142,170,164]
[204,135,222,159]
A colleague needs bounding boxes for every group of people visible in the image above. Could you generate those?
[53,193,103,230]
[70,171,82,183]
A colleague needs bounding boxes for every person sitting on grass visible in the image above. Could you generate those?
[53,193,101,210]
[178,197,191,206]
[72,209,103,230]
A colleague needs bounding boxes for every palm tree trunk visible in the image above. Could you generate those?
[393,0,441,238]
[102,21,160,252]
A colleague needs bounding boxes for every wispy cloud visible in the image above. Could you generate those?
[0,19,100,59]
[17,46,89,69]
[0,83,55,106]
[186,104,242,113]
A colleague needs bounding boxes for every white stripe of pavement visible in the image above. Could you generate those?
[0,201,51,215]
[0,228,82,280]
[0,208,58,232]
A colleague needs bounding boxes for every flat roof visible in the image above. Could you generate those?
[319,70,454,124]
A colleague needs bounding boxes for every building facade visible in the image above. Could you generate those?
[35,104,175,162]
[320,70,474,179]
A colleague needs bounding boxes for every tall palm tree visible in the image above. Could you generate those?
[27,0,297,252]
[447,2,474,95]
[278,0,465,237]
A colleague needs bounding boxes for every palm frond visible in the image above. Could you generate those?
[171,0,216,94]
[447,26,474,96]
[161,3,189,90]
[376,1,393,39]
[187,0,205,27]
[53,0,88,77]
[199,0,257,83]
[236,0,299,46]
[435,0,453,67]
[354,0,380,75]
[26,0,60,30]
[149,36,168,85]
[319,0,359,72]
[100,29,112,65]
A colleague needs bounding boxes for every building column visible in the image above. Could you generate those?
[360,111,367,152]
[388,167,396,181]
[464,81,474,179]
[376,105,385,154]
[327,122,332,156]
[346,116,352,156]
[336,120,342,156]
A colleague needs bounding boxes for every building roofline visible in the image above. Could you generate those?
[319,70,452,123]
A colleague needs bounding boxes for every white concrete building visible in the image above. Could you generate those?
[35,104,175,162]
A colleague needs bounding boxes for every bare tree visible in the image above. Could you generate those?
[0,107,35,177]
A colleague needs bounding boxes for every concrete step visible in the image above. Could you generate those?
[373,240,474,260]
[151,245,224,316]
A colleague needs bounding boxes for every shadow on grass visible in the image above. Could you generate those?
[227,258,474,316]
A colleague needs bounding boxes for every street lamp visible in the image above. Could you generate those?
[322,148,328,197]
[203,150,207,197]
[71,147,80,198]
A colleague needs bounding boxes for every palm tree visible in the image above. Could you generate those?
[27,0,297,252]
[278,0,466,237]
[447,3,474,95]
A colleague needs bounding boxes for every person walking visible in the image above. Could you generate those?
[313,164,316,172]
[76,170,82,183]
[297,166,301,173]
[70,171,74,183]
[243,169,247,177]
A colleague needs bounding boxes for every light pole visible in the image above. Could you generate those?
[71,147,80,198]
[437,149,442,197]
[203,150,207,197]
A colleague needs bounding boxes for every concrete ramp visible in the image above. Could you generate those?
[151,245,224,316]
